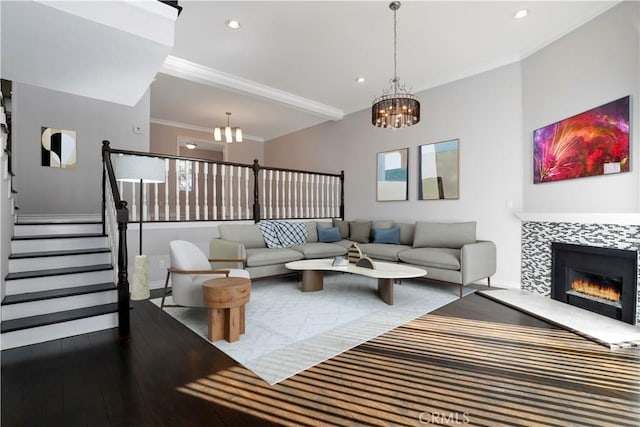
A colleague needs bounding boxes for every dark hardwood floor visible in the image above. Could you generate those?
[2,290,639,426]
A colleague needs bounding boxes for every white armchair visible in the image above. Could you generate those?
[161,240,250,309]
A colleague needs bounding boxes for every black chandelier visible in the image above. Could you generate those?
[372,1,420,129]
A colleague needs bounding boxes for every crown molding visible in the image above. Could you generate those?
[160,55,343,121]
[151,117,264,143]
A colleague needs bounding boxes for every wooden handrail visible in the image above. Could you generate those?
[101,141,130,338]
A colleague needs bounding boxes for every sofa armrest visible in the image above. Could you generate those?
[210,238,246,269]
[461,240,496,285]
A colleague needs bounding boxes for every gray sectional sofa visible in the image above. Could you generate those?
[210,219,496,296]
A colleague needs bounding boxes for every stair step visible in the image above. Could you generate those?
[5,264,113,281]
[15,220,101,225]
[9,248,110,259]
[1,303,119,333]
[14,222,102,236]
[2,282,116,305]
[11,235,109,253]
[1,286,118,321]
[1,310,119,350]
[12,233,106,240]
[8,250,112,273]
[5,269,115,294]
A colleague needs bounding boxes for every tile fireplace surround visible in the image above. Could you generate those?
[519,213,640,324]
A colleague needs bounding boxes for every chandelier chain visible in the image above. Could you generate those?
[393,5,398,92]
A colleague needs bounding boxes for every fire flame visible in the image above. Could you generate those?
[571,279,621,302]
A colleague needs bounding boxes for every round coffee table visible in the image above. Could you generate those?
[202,277,251,342]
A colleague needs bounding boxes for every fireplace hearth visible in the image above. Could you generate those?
[551,243,637,324]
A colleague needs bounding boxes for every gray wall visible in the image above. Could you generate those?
[265,63,524,286]
[12,83,150,216]
[522,1,639,213]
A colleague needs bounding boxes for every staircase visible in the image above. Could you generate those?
[1,220,119,350]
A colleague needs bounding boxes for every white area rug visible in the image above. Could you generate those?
[153,273,472,385]
[479,288,640,349]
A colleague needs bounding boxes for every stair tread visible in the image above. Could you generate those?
[12,233,106,241]
[1,303,119,333]
[5,264,113,280]
[15,221,101,225]
[2,283,116,305]
[9,248,110,259]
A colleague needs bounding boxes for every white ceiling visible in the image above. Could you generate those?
[1,1,177,106]
[151,1,619,142]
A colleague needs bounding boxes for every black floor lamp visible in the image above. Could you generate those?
[114,154,166,300]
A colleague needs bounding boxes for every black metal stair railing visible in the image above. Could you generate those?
[101,141,130,338]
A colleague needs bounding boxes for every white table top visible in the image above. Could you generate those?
[285,258,426,280]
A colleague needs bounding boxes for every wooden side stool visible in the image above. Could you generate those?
[202,277,251,343]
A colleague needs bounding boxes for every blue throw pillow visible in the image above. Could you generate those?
[373,227,400,244]
[317,226,341,243]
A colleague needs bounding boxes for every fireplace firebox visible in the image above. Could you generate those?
[551,243,637,324]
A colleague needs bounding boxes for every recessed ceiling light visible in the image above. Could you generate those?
[185,142,197,150]
[225,19,241,30]
[355,77,366,83]
[513,9,528,19]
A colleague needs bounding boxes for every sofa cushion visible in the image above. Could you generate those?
[373,227,400,244]
[333,239,355,249]
[305,221,318,243]
[349,221,371,243]
[394,222,415,246]
[245,247,303,267]
[398,248,461,270]
[413,221,476,249]
[317,226,341,243]
[359,243,412,262]
[333,219,349,239]
[372,220,393,230]
[292,242,347,259]
[218,224,266,249]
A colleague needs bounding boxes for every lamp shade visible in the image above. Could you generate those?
[114,155,165,183]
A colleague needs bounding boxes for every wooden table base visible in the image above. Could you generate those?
[300,270,324,292]
[377,278,394,305]
[300,269,395,305]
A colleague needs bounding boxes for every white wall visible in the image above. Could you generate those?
[265,63,524,286]
[12,83,150,216]
[522,1,640,213]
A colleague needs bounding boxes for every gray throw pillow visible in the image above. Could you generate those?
[333,219,350,239]
[394,222,415,246]
[413,221,476,249]
[349,221,371,243]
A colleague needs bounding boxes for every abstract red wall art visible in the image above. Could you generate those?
[533,96,630,183]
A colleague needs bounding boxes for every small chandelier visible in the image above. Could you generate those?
[214,112,243,143]
[372,1,420,129]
